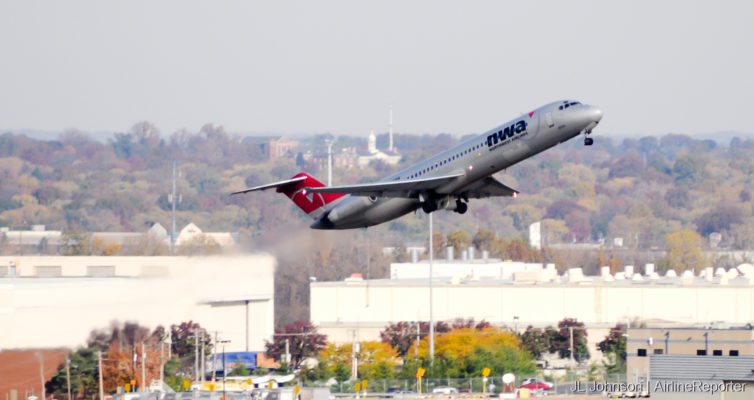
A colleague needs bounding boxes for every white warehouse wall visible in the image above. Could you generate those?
[0,255,274,352]
[311,279,754,353]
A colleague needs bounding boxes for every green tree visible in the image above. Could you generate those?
[46,347,99,399]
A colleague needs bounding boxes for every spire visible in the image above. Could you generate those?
[368,130,377,154]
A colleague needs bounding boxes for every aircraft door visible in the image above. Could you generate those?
[545,112,554,128]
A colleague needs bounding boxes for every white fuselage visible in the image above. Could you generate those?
[313,100,603,229]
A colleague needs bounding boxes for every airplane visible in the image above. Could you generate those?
[232,100,603,229]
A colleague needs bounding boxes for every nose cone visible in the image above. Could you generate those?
[590,106,603,122]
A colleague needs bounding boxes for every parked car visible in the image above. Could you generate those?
[518,378,553,391]
[458,388,471,394]
[432,387,459,395]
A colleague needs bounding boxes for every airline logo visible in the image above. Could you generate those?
[277,173,344,215]
[486,120,528,150]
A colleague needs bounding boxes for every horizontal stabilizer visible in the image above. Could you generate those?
[306,172,465,198]
[231,176,307,195]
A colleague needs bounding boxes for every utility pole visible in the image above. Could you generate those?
[218,340,230,400]
[212,331,218,382]
[194,329,199,383]
[569,326,575,367]
[200,340,205,384]
[36,352,45,400]
[326,139,334,186]
[141,342,146,391]
[66,358,71,400]
[415,323,420,365]
[285,339,290,365]
[160,337,165,385]
[428,212,434,362]
[170,161,177,253]
[98,351,104,400]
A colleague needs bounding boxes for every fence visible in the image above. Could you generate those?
[306,372,627,395]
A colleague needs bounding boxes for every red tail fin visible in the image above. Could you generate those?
[277,173,345,216]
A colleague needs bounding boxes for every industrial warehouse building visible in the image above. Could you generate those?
[649,355,754,400]
[626,325,754,398]
[0,255,274,352]
[311,251,754,358]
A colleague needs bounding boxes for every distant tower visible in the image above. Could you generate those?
[388,105,394,152]
[368,130,377,154]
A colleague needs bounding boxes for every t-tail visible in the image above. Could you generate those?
[231,172,345,219]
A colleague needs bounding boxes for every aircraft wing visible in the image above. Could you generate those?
[306,172,465,198]
[461,176,518,198]
[230,176,307,195]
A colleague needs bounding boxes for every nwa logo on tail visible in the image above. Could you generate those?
[486,120,527,150]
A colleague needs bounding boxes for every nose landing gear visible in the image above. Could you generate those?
[584,129,594,146]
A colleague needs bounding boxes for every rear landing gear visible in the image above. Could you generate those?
[422,201,438,214]
[455,200,468,214]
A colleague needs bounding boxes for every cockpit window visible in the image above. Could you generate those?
[559,101,581,110]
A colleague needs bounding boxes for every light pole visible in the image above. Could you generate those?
[429,212,434,363]
[325,139,334,186]
[219,340,231,400]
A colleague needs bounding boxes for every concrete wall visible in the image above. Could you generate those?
[0,255,275,352]
[311,280,754,361]
[312,282,754,328]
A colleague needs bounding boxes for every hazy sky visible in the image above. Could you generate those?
[1,1,753,138]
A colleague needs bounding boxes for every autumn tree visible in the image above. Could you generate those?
[380,321,420,357]
[472,228,497,251]
[176,234,221,255]
[66,322,175,393]
[519,326,553,359]
[694,204,744,236]
[597,324,627,375]
[446,230,471,254]
[426,232,446,258]
[353,341,399,380]
[406,327,535,379]
[379,321,452,357]
[265,321,327,368]
[170,321,213,377]
[549,318,589,362]
[664,230,709,273]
